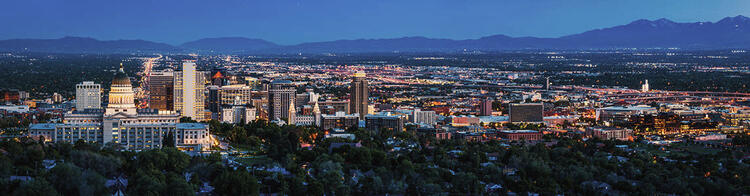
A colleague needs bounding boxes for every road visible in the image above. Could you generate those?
[136,55,162,109]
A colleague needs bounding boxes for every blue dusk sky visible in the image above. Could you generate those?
[1,0,749,45]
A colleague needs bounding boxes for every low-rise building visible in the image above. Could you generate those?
[321,111,359,130]
[498,130,542,141]
[586,127,633,141]
[366,113,405,132]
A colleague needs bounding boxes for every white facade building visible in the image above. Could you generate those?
[76,81,101,110]
[411,109,437,125]
[174,61,206,121]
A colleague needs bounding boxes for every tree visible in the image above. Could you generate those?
[212,169,259,196]
[78,169,109,196]
[162,131,176,148]
[70,150,122,177]
[13,179,58,196]
[128,169,165,196]
[164,172,195,196]
[47,163,82,195]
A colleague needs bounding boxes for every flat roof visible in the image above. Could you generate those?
[500,130,538,133]
[176,123,207,129]
[29,123,59,130]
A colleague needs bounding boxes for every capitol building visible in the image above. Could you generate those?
[29,64,210,151]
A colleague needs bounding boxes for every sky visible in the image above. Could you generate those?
[1,0,750,45]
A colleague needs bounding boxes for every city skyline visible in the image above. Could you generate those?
[1,1,750,195]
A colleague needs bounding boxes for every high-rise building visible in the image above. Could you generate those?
[52,93,64,103]
[75,81,101,110]
[509,103,544,123]
[479,99,493,116]
[349,71,368,119]
[411,109,437,125]
[641,79,650,92]
[268,80,296,122]
[174,61,206,121]
[148,71,174,111]
[207,85,221,120]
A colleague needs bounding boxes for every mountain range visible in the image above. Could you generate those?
[2,15,750,54]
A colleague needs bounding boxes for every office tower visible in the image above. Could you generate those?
[218,84,254,105]
[76,81,101,110]
[207,85,220,115]
[148,71,174,111]
[546,77,551,90]
[509,103,544,123]
[268,80,296,122]
[642,79,650,92]
[411,109,437,125]
[479,99,493,116]
[349,71,368,119]
[52,93,64,103]
[174,61,206,121]
[296,90,320,107]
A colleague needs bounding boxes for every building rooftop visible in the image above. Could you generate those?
[479,116,509,123]
[29,123,58,130]
[500,130,538,133]
[601,105,655,111]
[71,109,104,114]
[176,123,208,129]
[271,80,293,84]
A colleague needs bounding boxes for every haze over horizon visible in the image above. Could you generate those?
[2,0,750,45]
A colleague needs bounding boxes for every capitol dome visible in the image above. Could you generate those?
[112,63,131,86]
[107,63,136,111]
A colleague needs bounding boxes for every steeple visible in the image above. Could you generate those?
[287,97,296,125]
[313,101,321,127]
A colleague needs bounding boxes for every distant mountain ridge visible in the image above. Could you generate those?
[2,15,750,54]
[180,37,279,53]
[0,36,180,53]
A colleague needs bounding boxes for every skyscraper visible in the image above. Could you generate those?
[641,79,650,92]
[268,80,296,122]
[349,71,368,119]
[75,81,101,110]
[148,71,174,111]
[174,61,206,121]
[479,99,493,116]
